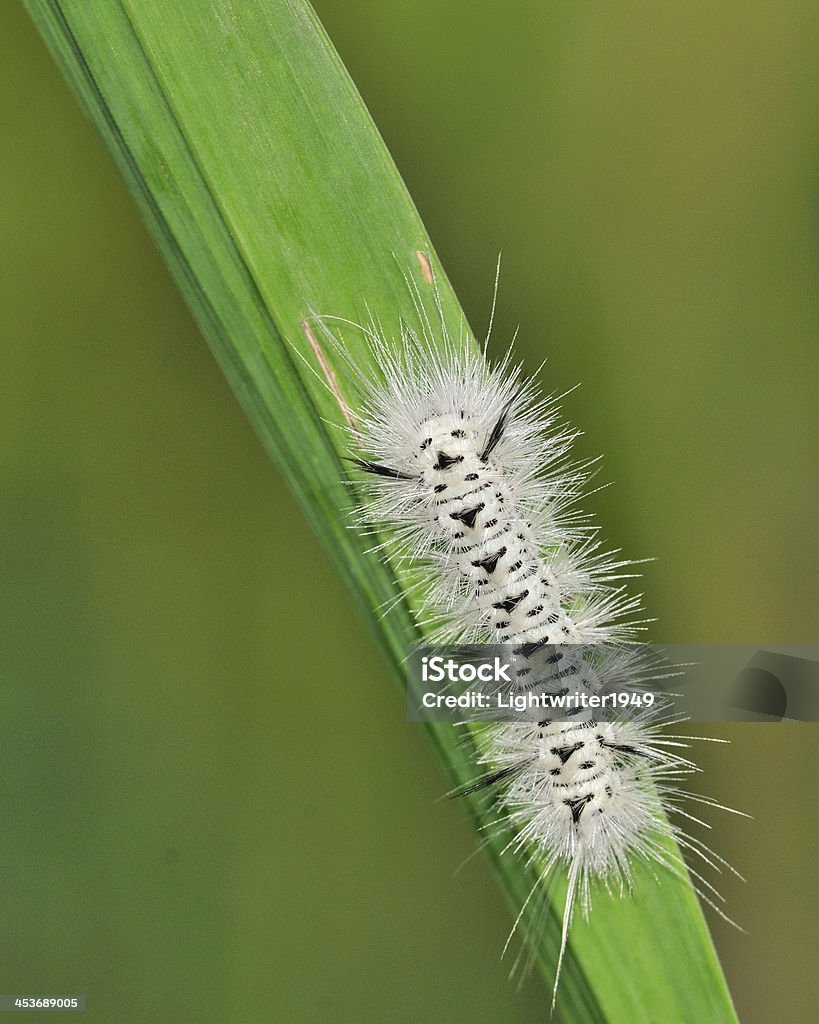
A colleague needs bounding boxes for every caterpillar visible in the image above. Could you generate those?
[309,264,739,1005]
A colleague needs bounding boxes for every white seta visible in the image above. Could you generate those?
[311,270,740,1006]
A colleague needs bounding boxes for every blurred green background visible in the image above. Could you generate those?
[2,2,816,1022]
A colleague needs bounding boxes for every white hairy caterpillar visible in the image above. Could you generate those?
[308,264,740,1005]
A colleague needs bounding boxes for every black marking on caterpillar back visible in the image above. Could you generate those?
[480,402,512,461]
[493,589,529,615]
[564,794,593,824]
[551,741,584,765]
[472,546,506,575]
[434,451,464,471]
[513,640,549,658]
[450,504,484,529]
